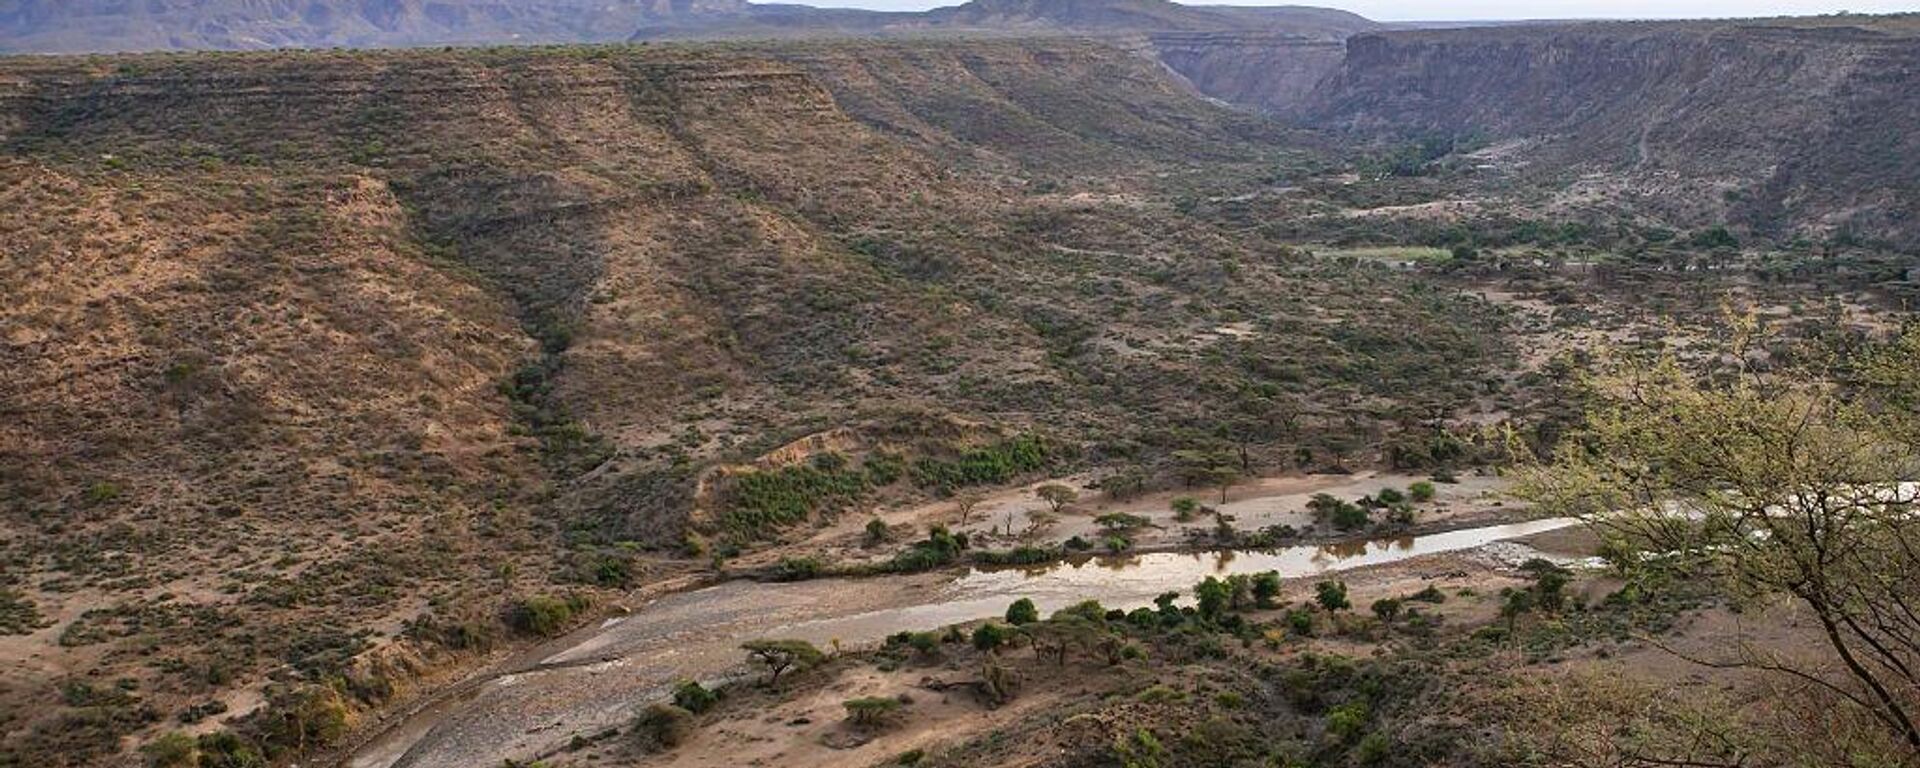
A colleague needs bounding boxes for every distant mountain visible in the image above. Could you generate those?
[0,0,1378,53]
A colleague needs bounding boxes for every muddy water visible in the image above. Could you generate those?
[350,517,1573,768]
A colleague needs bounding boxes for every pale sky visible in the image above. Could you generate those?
[806,0,1918,21]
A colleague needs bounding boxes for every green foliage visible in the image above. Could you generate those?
[1326,700,1370,743]
[1376,487,1406,505]
[741,639,825,685]
[1407,481,1436,502]
[1314,581,1350,612]
[1252,571,1283,609]
[631,703,693,751]
[971,622,1014,652]
[721,456,869,538]
[0,588,42,635]
[1112,727,1171,768]
[142,732,199,768]
[1195,576,1231,620]
[843,696,905,725]
[972,545,1056,566]
[672,680,718,714]
[1287,609,1314,636]
[1005,598,1040,626]
[864,518,891,545]
[909,435,1050,493]
[194,731,265,768]
[1170,496,1200,522]
[891,525,968,572]
[770,556,825,582]
[508,594,590,637]
[1035,483,1079,512]
[1371,597,1403,623]
[1309,493,1369,531]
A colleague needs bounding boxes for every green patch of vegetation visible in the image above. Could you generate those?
[908,435,1050,494]
[507,594,591,638]
[719,454,870,538]
[0,588,42,635]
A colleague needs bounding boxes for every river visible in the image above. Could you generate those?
[348,516,1576,768]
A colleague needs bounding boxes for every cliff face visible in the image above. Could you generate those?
[1302,19,1920,245]
[1148,32,1347,115]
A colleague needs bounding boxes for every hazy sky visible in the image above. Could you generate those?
[806,0,1918,21]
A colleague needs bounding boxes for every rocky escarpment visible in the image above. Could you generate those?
[1301,17,1920,246]
[1148,31,1347,114]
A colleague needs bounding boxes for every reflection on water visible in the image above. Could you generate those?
[769,517,1576,646]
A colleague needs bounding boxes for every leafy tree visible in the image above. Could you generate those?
[1371,597,1403,624]
[1094,512,1150,533]
[1170,496,1200,522]
[741,639,824,686]
[1175,449,1241,504]
[1252,571,1283,609]
[1516,324,1920,750]
[1005,598,1039,626]
[953,492,984,526]
[1194,576,1232,620]
[1035,483,1078,513]
[972,622,1014,652]
[843,696,904,726]
[1331,502,1370,532]
[1314,580,1350,612]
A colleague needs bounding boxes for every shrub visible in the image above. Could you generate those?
[972,622,1014,652]
[1409,584,1446,603]
[975,545,1057,565]
[1407,481,1436,502]
[631,704,693,751]
[1005,598,1040,626]
[722,458,869,537]
[1371,598,1403,623]
[892,526,968,572]
[1315,581,1350,611]
[1326,700,1370,743]
[1171,496,1200,522]
[508,594,590,637]
[672,680,717,714]
[1288,609,1315,637]
[909,435,1050,492]
[1331,503,1370,531]
[1195,576,1231,620]
[142,732,198,768]
[1252,571,1283,609]
[864,518,891,545]
[1376,487,1406,505]
[770,556,825,582]
[193,731,264,768]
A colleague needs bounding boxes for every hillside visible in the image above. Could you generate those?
[0,0,1377,53]
[0,39,1517,767]
[1297,16,1920,247]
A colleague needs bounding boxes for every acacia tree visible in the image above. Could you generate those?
[953,492,983,526]
[1034,483,1077,514]
[741,639,824,686]
[1514,322,1920,754]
